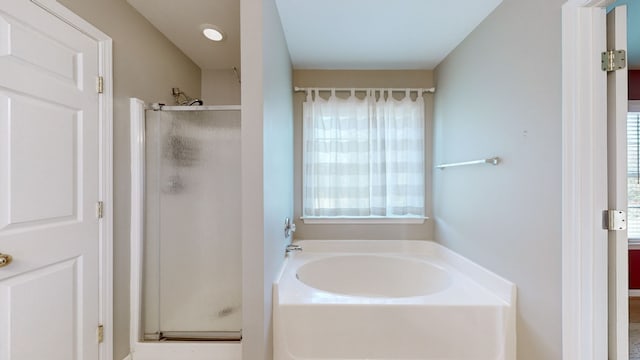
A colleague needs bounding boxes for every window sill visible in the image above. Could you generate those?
[629,239,640,250]
[300,216,428,225]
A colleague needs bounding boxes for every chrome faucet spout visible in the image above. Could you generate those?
[285,244,302,254]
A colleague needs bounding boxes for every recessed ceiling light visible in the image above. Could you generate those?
[201,25,224,42]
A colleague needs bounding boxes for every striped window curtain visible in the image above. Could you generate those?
[303,89,425,217]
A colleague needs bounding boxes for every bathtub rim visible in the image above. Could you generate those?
[284,239,516,304]
[295,253,454,298]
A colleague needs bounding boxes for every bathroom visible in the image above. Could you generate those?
[5,0,580,359]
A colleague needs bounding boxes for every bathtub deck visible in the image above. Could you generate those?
[279,252,508,306]
[274,240,516,360]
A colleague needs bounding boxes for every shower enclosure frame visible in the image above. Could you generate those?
[129,98,241,360]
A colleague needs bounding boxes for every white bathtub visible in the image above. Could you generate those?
[273,240,516,360]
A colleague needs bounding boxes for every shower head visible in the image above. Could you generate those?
[187,99,204,106]
[171,87,203,106]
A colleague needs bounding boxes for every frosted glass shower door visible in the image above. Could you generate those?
[143,108,241,340]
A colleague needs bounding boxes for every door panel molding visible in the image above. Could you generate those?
[0,258,80,359]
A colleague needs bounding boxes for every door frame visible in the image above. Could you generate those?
[26,1,114,359]
[562,0,620,359]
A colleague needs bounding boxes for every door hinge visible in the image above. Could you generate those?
[97,324,104,343]
[601,50,626,72]
[603,209,627,231]
[96,201,104,219]
[97,76,104,94]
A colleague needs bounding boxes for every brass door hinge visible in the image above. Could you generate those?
[96,201,104,219]
[97,76,104,94]
[97,324,104,343]
[601,50,626,72]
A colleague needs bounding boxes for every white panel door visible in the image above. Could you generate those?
[607,5,629,360]
[0,1,100,360]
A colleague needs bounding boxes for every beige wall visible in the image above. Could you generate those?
[202,69,242,105]
[241,0,293,359]
[56,0,201,358]
[292,70,435,241]
[432,0,563,359]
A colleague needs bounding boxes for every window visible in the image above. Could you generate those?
[629,109,640,239]
[302,89,425,220]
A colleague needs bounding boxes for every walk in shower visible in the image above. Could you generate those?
[130,99,242,359]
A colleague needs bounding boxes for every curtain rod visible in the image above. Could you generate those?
[293,86,435,94]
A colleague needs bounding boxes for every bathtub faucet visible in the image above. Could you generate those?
[285,244,302,255]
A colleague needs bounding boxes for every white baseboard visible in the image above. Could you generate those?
[130,342,241,360]
[629,289,640,297]
[122,356,132,360]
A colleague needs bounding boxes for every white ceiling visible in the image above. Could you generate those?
[127,0,240,71]
[275,0,503,70]
[128,0,502,71]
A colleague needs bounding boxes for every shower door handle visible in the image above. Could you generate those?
[0,253,12,268]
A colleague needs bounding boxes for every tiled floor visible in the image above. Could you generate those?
[631,297,640,359]
[631,297,640,323]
